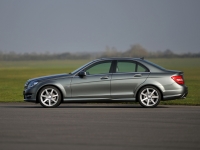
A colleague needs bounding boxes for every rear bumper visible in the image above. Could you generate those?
[162,85,188,101]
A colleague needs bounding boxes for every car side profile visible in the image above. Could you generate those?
[23,58,188,108]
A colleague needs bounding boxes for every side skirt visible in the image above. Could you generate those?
[63,97,136,103]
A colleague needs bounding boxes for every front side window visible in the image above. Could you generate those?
[85,62,112,75]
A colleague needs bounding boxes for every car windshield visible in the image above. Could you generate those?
[70,60,94,75]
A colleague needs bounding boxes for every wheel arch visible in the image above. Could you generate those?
[135,84,164,102]
[36,84,64,103]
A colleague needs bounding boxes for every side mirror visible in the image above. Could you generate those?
[78,71,86,77]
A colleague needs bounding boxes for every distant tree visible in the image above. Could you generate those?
[101,46,121,57]
[122,44,148,57]
[163,49,174,58]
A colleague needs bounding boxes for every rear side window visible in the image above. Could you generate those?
[116,62,136,72]
[137,64,147,72]
[116,61,148,73]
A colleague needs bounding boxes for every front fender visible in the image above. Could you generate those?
[35,80,71,100]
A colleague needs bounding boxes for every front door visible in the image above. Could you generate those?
[71,61,112,98]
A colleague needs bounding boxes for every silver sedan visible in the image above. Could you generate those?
[23,58,188,108]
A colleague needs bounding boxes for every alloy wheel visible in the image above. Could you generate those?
[138,86,161,107]
[39,86,61,108]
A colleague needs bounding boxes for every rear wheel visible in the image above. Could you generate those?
[38,86,61,108]
[138,86,161,108]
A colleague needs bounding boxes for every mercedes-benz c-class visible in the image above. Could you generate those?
[23,58,188,108]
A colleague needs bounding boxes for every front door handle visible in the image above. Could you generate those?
[100,76,109,80]
[134,74,142,77]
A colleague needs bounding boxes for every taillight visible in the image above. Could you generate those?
[171,75,184,85]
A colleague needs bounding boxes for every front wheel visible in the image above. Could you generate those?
[138,86,161,108]
[38,86,61,108]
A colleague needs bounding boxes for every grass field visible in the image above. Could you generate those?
[0,58,200,105]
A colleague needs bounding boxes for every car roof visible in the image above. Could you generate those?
[98,57,144,61]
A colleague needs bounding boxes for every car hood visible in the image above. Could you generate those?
[27,73,70,83]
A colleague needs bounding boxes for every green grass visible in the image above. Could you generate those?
[0,58,200,105]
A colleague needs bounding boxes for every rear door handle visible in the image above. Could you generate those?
[134,74,142,77]
[100,76,109,80]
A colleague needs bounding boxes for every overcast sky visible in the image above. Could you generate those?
[0,0,200,53]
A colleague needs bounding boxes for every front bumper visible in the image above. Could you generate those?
[23,89,37,103]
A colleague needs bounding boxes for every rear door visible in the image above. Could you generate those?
[111,60,150,98]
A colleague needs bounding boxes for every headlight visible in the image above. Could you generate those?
[27,81,38,89]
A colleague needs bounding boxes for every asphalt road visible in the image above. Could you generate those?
[0,103,200,150]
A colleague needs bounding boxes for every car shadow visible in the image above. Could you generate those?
[0,103,169,109]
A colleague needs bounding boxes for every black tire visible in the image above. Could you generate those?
[138,86,161,108]
[38,86,61,108]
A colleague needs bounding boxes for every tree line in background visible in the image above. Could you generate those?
[0,44,200,61]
